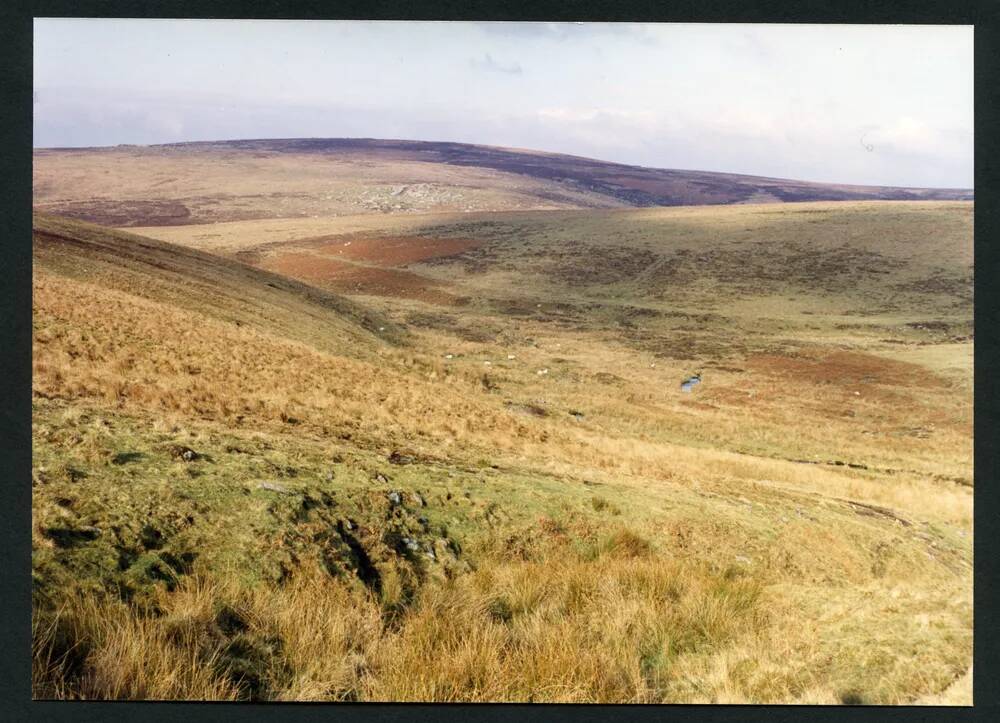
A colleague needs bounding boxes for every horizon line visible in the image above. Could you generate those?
[31,135,976,193]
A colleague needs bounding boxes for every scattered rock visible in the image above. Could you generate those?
[401,536,420,552]
[258,481,292,494]
[375,473,389,484]
[387,491,402,506]
[170,445,199,462]
[388,451,415,465]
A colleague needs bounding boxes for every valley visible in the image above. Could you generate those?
[31,142,973,704]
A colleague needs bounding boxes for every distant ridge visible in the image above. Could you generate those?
[161,137,974,197]
[33,138,972,227]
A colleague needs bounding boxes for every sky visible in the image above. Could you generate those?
[33,20,973,188]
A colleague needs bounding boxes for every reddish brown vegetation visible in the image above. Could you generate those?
[300,235,480,266]
[747,350,946,389]
[259,252,464,306]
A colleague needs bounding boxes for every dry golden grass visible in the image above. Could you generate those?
[33,593,240,700]
[916,666,972,706]
[26,544,758,702]
[31,269,553,460]
[33,267,971,528]
[33,529,970,703]
[31,204,972,703]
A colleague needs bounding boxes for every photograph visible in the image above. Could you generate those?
[30,19,973,704]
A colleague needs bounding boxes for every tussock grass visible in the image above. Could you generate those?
[32,206,972,703]
[34,530,969,703]
[33,541,767,702]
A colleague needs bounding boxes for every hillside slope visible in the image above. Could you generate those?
[32,204,972,703]
[138,201,972,483]
[32,139,972,227]
[32,214,403,355]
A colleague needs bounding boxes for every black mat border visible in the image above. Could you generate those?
[1,1,996,721]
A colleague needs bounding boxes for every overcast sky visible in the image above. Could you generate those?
[34,20,973,188]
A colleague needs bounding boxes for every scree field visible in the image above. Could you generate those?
[32,140,972,703]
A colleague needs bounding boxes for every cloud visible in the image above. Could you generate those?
[474,21,660,45]
[864,116,971,159]
[470,53,522,75]
[33,20,972,187]
[536,107,663,147]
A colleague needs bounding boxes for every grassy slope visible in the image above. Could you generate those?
[142,202,974,484]
[32,213,404,353]
[32,207,972,703]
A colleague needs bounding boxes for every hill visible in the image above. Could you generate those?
[138,200,973,481]
[32,213,403,355]
[32,139,973,227]
[32,203,972,703]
